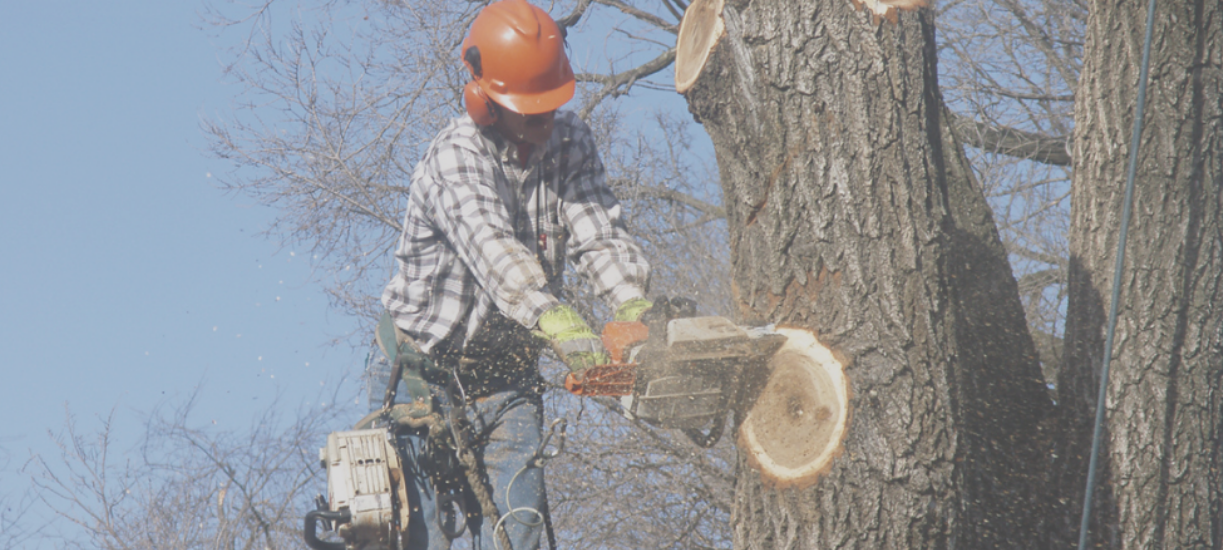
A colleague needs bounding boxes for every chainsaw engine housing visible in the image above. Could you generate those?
[622,316,784,429]
[307,428,409,550]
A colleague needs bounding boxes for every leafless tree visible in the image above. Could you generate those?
[2,447,42,549]
[29,393,352,550]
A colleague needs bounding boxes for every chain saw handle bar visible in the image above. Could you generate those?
[564,321,648,396]
[303,509,350,550]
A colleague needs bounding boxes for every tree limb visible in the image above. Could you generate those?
[660,0,686,22]
[556,0,595,29]
[1004,241,1066,268]
[991,90,1075,102]
[1017,268,1062,294]
[641,186,726,218]
[947,111,1071,166]
[594,0,678,32]
[577,48,677,117]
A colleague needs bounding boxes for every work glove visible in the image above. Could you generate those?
[613,297,654,323]
[537,304,609,374]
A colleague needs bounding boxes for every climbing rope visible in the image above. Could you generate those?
[1076,0,1157,548]
[366,368,514,550]
[443,377,518,550]
[377,400,516,550]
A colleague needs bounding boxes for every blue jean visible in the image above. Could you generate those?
[367,351,547,550]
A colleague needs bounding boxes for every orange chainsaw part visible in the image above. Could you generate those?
[601,321,649,363]
[564,321,648,396]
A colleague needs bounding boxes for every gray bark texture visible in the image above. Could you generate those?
[1054,0,1223,548]
[679,0,1052,547]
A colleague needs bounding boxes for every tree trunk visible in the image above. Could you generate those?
[679,0,1051,547]
[1054,0,1223,547]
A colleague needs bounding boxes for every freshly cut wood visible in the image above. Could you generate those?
[673,0,725,93]
[850,0,927,25]
[738,328,850,489]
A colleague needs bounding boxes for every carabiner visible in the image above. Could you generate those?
[436,489,468,540]
[531,418,567,468]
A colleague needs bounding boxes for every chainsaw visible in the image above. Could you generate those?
[566,306,787,448]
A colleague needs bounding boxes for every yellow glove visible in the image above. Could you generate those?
[538,304,609,373]
[614,297,653,323]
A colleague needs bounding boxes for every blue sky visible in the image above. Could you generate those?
[0,0,366,517]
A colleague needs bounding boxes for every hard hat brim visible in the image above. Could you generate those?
[482,77,576,115]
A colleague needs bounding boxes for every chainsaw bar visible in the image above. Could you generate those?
[565,362,636,396]
[567,316,786,433]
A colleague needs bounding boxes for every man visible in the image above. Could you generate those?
[372,0,653,547]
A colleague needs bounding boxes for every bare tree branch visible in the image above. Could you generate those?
[1017,268,1062,294]
[594,0,678,32]
[556,0,595,28]
[990,89,1074,102]
[623,183,727,219]
[994,0,1081,89]
[947,111,1071,166]
[659,0,685,22]
[1005,239,1066,267]
[577,48,677,118]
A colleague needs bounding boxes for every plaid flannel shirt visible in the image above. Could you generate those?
[382,111,649,354]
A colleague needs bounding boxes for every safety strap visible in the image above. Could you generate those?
[376,311,434,406]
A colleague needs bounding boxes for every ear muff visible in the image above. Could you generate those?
[464,80,497,126]
[462,45,497,126]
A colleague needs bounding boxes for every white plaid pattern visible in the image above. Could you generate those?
[382,111,649,354]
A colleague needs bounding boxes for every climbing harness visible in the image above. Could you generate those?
[305,311,565,550]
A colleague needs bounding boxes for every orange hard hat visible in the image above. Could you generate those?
[461,0,575,117]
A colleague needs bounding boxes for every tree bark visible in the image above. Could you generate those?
[1054,0,1223,548]
[679,0,1051,547]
